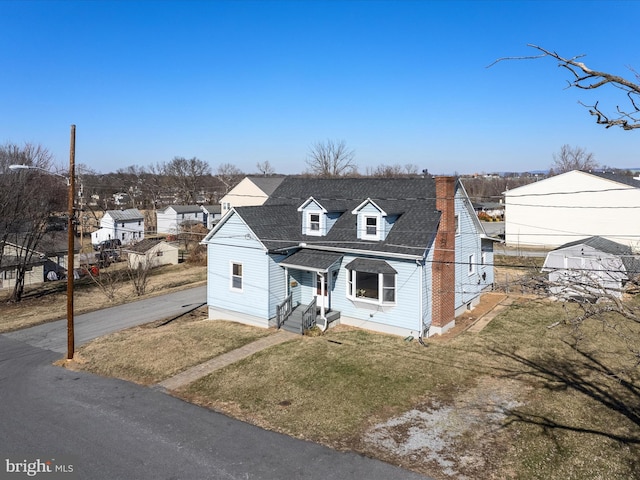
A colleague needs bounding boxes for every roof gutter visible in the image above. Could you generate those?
[293,243,425,261]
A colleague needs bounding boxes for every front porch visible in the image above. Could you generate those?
[276,295,341,334]
[277,249,343,334]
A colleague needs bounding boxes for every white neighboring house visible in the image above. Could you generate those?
[505,170,640,250]
[156,205,203,235]
[126,239,179,269]
[219,176,285,217]
[542,236,640,300]
[91,209,145,247]
[201,205,222,230]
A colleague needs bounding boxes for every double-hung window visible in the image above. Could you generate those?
[309,213,320,232]
[362,215,380,240]
[306,212,322,235]
[231,262,243,291]
[366,217,377,236]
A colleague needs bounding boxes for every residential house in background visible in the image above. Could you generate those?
[156,205,203,235]
[125,239,179,269]
[202,176,495,338]
[219,176,285,217]
[91,209,144,247]
[0,243,46,290]
[542,236,640,300]
[201,205,222,230]
[505,170,640,250]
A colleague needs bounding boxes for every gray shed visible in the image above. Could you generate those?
[542,236,640,300]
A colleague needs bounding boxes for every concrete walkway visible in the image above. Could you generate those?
[466,296,516,333]
[156,329,298,391]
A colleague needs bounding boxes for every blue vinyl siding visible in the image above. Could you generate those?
[206,213,271,320]
[298,270,316,305]
[384,215,399,239]
[481,238,494,285]
[331,255,422,332]
[422,247,434,332]
[268,254,288,317]
[326,212,341,233]
[454,191,489,308]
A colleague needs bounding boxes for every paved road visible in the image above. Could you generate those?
[4,286,207,353]
[0,288,431,480]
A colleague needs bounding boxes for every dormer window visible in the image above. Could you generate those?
[309,213,320,232]
[299,197,330,236]
[352,198,389,241]
[365,216,378,238]
[305,210,324,236]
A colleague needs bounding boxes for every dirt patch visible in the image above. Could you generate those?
[361,376,527,479]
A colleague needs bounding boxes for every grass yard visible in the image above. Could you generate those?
[70,310,273,385]
[69,294,640,479]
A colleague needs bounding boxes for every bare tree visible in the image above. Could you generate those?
[404,163,420,175]
[551,144,598,174]
[305,139,357,177]
[256,160,275,176]
[492,44,640,130]
[161,157,211,204]
[367,164,405,177]
[126,252,158,297]
[216,163,244,194]
[86,266,126,302]
[0,143,64,302]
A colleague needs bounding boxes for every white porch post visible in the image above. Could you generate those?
[319,272,326,319]
[284,267,289,297]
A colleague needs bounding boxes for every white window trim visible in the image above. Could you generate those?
[346,269,396,306]
[306,211,324,236]
[362,214,381,241]
[230,261,243,292]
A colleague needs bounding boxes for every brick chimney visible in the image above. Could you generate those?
[431,176,456,334]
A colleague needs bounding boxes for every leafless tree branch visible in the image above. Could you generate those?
[491,44,640,130]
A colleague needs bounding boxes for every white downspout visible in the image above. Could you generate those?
[418,260,423,336]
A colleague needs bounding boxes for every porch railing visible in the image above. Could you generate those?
[301,297,317,334]
[276,293,293,329]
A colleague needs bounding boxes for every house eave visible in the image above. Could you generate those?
[294,243,425,261]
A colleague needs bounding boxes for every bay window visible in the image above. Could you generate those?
[348,269,396,304]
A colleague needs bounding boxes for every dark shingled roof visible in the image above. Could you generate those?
[588,172,640,188]
[247,176,286,196]
[279,249,343,271]
[126,239,163,253]
[345,257,397,274]
[234,177,442,258]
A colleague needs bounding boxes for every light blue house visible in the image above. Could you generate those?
[202,176,495,338]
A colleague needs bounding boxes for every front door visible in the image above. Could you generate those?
[315,272,329,309]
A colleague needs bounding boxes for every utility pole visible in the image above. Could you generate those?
[67,125,76,360]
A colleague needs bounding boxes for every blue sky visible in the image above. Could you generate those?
[1,0,639,175]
